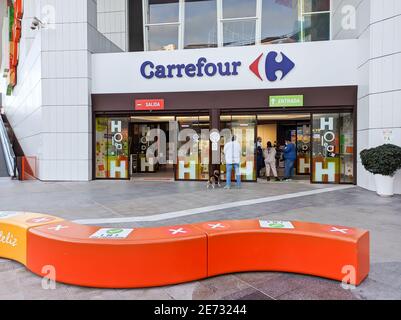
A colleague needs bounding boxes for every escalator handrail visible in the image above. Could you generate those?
[0,115,17,177]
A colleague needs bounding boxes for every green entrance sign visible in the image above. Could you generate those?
[269,95,304,108]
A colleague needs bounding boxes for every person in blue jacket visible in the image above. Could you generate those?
[283,138,296,181]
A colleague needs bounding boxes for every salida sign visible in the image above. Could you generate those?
[140,51,295,82]
[135,99,165,111]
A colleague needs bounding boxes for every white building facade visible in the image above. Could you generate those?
[0,0,400,194]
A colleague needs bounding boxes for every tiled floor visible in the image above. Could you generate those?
[1,178,401,300]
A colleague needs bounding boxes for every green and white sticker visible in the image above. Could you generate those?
[90,228,133,239]
[259,220,295,229]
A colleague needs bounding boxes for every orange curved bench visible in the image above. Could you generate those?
[0,211,370,288]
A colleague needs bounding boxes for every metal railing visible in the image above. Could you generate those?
[0,115,17,178]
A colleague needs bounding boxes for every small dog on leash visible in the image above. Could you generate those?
[207,170,221,189]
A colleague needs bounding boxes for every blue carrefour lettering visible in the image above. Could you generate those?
[140,61,155,79]
[140,58,242,79]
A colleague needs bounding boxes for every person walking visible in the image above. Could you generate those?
[283,138,296,181]
[264,141,280,182]
[256,137,265,178]
[224,135,242,189]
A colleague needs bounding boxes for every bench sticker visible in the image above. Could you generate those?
[90,228,133,239]
[259,220,295,229]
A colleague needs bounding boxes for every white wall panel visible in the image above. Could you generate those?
[97,0,127,51]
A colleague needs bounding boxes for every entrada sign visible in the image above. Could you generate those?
[140,51,295,81]
[269,95,304,107]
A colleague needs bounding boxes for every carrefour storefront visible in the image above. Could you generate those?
[91,40,358,184]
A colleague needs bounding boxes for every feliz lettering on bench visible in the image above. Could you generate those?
[0,229,18,248]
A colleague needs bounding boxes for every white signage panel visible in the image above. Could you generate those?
[92,40,358,94]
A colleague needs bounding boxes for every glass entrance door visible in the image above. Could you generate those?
[129,116,175,180]
[220,115,257,182]
[176,116,210,181]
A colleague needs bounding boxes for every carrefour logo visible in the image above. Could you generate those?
[249,51,295,82]
[139,51,294,81]
[140,57,242,79]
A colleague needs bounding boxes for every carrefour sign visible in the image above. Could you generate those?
[140,51,295,81]
[92,40,358,94]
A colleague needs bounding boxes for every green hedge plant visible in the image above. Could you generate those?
[360,144,401,177]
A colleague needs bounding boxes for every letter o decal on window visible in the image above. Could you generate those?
[113,133,123,143]
[324,132,335,143]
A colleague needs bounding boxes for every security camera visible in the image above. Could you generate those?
[31,17,44,30]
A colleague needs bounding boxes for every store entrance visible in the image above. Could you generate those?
[129,116,175,181]
[94,111,355,184]
[256,114,311,181]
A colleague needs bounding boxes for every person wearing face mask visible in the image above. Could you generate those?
[283,138,297,181]
[256,137,265,178]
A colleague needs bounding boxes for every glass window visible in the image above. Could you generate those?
[303,0,330,13]
[223,0,257,18]
[147,24,179,51]
[312,114,340,183]
[296,123,311,175]
[261,0,300,44]
[148,0,179,23]
[311,113,354,184]
[339,113,354,183]
[145,0,180,51]
[302,12,330,41]
[95,117,108,179]
[223,20,256,47]
[184,0,217,49]
[95,117,129,179]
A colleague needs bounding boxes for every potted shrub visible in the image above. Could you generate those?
[360,144,401,197]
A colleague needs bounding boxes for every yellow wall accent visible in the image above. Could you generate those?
[0,212,64,265]
[257,124,277,147]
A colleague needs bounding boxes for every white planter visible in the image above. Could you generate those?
[374,174,395,197]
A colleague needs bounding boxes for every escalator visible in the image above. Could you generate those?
[0,135,9,177]
[0,113,17,178]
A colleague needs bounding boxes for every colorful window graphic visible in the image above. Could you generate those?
[297,124,311,175]
[96,117,129,179]
[3,0,24,95]
[176,116,210,181]
[312,113,353,183]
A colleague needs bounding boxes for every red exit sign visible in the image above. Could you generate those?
[135,99,165,111]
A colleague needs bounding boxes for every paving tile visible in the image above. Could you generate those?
[1,179,401,299]
[116,288,174,300]
[163,281,203,300]
[222,287,273,300]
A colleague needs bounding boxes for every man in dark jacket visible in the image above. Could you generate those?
[256,137,264,178]
[283,138,296,181]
